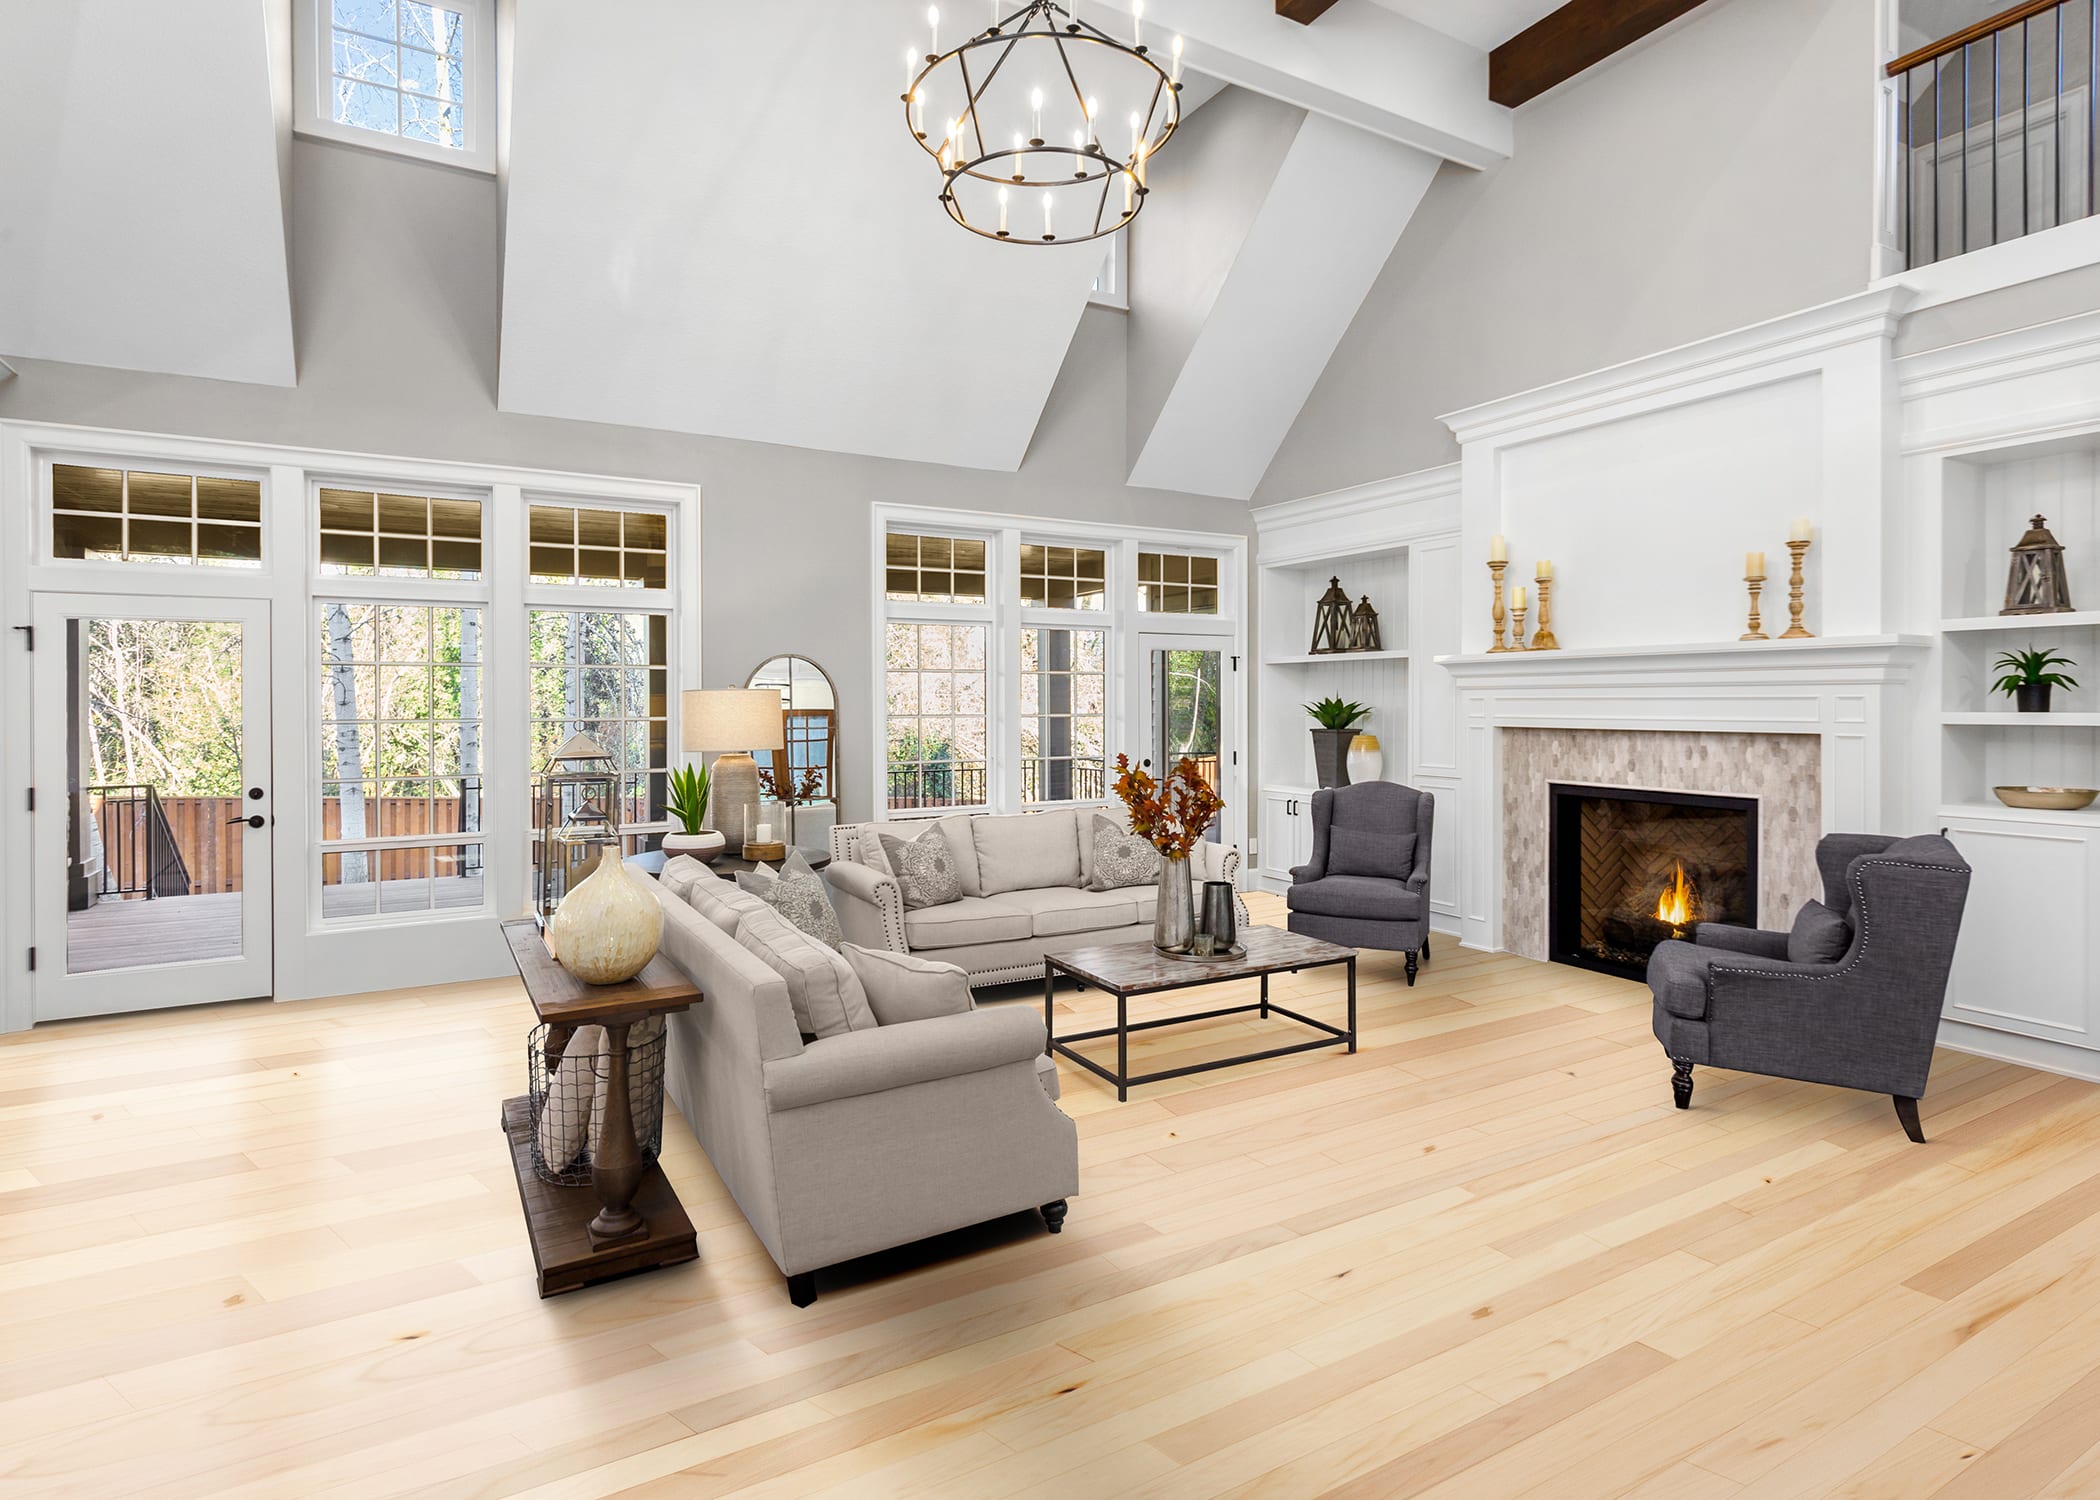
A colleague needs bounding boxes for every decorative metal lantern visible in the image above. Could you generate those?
[2002,514,2076,616]
[1350,595,1382,653]
[1309,576,1354,654]
[536,732,621,926]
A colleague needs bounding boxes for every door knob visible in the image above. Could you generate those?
[227,814,265,828]
[248,787,265,800]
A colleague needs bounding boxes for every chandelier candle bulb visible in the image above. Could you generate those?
[1073,129,1086,176]
[1171,34,1184,83]
[1133,0,1144,49]
[1030,87,1044,144]
[905,45,917,94]
[997,185,1009,235]
[1124,169,1135,214]
[928,5,939,55]
[912,90,925,135]
[1042,190,1054,239]
[1012,131,1025,179]
[1087,95,1099,144]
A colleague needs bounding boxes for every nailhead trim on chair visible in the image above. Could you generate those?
[1701,859,1966,1011]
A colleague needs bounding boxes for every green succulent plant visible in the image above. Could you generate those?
[1993,647,2079,696]
[1304,697,1371,731]
[665,761,712,834]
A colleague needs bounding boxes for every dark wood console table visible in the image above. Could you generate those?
[498,919,702,1297]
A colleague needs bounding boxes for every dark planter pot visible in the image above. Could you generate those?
[1311,728,1358,789]
[2015,683,2054,713]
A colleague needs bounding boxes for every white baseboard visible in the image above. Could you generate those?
[1935,1019,2100,1085]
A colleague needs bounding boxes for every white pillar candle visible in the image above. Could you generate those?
[755,823,772,845]
[1536,558,1552,580]
[1489,533,1506,562]
[1512,584,1527,611]
[1790,516,1812,542]
[1746,551,1765,576]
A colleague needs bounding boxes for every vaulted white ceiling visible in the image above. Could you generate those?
[1366,0,1568,53]
[0,0,296,386]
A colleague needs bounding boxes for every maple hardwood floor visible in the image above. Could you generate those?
[7,891,2100,1497]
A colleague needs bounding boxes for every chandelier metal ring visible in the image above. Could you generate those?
[903,2,1183,245]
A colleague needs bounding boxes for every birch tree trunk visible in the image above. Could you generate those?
[324,603,369,885]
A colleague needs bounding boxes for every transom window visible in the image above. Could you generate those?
[1019,543,1107,610]
[528,610,670,828]
[50,464,262,568]
[528,505,669,589]
[885,533,989,605]
[319,487,482,578]
[1138,551,1221,614]
[328,1,467,150]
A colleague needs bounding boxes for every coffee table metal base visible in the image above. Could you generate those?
[1044,954,1356,1102]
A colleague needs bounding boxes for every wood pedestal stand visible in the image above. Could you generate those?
[499,919,702,1298]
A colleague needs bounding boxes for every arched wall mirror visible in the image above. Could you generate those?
[745,655,839,843]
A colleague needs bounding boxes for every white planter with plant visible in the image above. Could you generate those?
[663,762,725,861]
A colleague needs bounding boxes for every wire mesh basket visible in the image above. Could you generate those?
[526,1020,667,1187]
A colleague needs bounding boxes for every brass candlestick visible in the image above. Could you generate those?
[1780,539,1814,639]
[1741,572,1768,641]
[1487,560,1511,652]
[1510,597,1529,652]
[1530,570,1559,650]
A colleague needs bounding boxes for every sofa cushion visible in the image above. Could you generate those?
[996,886,1141,938]
[1087,814,1160,891]
[842,943,976,1025]
[685,866,772,935]
[903,896,1034,951]
[737,849,843,949]
[1328,827,1416,881]
[1648,939,1717,1020]
[875,827,966,909]
[657,854,709,905]
[737,910,877,1038]
[1787,899,1852,964]
[1286,875,1423,923]
[972,811,1083,894]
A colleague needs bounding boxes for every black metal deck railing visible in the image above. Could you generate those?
[88,784,193,899]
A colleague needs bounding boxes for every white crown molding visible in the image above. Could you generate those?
[1896,308,2100,401]
[1440,288,1916,448]
[1441,634,1929,690]
[1252,463,1459,536]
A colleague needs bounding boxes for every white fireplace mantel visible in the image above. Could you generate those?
[1440,634,1929,952]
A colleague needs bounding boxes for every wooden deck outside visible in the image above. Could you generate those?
[63,877,487,973]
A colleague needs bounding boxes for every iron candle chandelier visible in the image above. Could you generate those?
[904,2,1184,245]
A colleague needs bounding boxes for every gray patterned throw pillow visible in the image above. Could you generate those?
[875,828,964,909]
[737,849,844,949]
[1088,814,1160,891]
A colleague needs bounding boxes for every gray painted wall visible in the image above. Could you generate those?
[1254,0,1882,503]
[0,137,1253,823]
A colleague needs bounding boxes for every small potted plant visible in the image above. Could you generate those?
[663,761,724,861]
[1304,697,1371,789]
[1993,646,2079,714]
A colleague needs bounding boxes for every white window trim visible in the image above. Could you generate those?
[880,524,1000,817]
[872,505,1246,846]
[292,0,499,175]
[1089,230,1130,311]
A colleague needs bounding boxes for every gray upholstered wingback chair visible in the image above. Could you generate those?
[1286,782,1434,984]
[1647,832,1972,1142]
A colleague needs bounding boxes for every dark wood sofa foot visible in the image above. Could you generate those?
[1893,1095,1926,1144]
[1041,1200,1068,1233]
[787,1271,817,1308]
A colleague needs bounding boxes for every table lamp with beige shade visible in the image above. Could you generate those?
[682,688,785,852]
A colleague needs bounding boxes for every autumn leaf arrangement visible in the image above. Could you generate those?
[1112,754,1226,859]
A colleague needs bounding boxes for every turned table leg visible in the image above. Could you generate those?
[589,1020,647,1245]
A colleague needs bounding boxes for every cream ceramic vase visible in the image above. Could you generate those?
[549,848,663,985]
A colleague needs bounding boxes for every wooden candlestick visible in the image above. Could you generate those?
[1510,598,1529,651]
[1487,560,1511,652]
[1741,572,1768,641]
[1780,539,1814,639]
[1530,570,1559,651]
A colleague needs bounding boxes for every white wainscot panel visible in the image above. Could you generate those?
[1418,774,1460,926]
[1409,537,1461,777]
[1944,818,2096,1040]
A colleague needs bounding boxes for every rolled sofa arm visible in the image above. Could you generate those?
[826,859,908,952]
[762,1005,1048,1111]
[1191,840,1251,928]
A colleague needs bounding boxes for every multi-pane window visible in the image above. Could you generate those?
[1021,628,1107,804]
[51,464,262,568]
[329,0,467,150]
[885,623,989,810]
[529,610,669,828]
[318,602,484,920]
[885,533,988,604]
[1138,551,1221,614]
[318,488,482,578]
[1019,543,1107,610]
[528,505,669,589]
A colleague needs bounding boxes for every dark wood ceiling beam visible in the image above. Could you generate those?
[1277,0,1344,23]
[1489,0,1710,108]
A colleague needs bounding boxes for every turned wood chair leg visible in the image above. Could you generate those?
[1893,1095,1926,1144]
[1404,951,1418,986]
[787,1272,817,1308]
[1671,1057,1695,1110]
[1421,933,1431,964]
[1040,1200,1068,1234]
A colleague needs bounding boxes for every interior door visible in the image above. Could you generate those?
[1143,634,1234,843]
[32,593,273,1020]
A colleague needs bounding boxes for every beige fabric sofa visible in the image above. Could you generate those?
[828,809,1246,987]
[646,863,1078,1306]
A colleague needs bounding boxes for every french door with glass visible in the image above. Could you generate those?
[31,593,274,1020]
[1141,633,1235,841]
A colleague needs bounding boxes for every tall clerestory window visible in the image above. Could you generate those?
[296,0,497,173]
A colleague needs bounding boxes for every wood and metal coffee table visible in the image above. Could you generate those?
[1043,925,1357,1101]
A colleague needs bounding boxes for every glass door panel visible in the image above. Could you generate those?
[1145,637,1231,842]
[33,594,273,1020]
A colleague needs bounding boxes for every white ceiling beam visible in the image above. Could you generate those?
[1127,113,1441,499]
[1084,0,1511,167]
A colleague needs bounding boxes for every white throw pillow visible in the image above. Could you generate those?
[737,909,878,1038]
[736,849,844,948]
[841,943,976,1025]
[972,811,1084,894]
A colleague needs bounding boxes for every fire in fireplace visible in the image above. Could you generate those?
[1547,784,1758,980]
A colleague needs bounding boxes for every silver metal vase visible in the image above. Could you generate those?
[1154,854,1194,953]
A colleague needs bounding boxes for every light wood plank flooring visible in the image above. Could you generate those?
[6,891,2100,1497]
